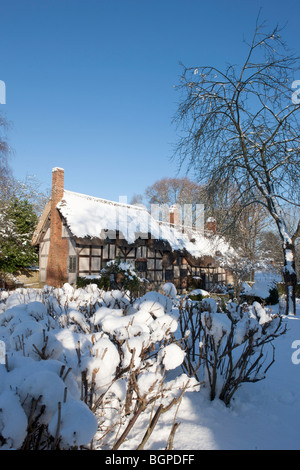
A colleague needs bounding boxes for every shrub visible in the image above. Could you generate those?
[241,285,279,306]
[76,276,102,289]
[265,286,279,305]
[0,286,199,450]
[277,283,300,298]
[77,257,145,299]
[178,297,286,406]
[188,294,205,302]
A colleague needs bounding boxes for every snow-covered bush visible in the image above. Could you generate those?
[241,280,279,306]
[162,282,177,300]
[0,284,198,449]
[187,288,210,302]
[218,253,257,301]
[77,257,146,299]
[179,297,286,406]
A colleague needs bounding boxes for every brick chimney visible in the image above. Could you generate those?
[46,168,68,286]
[169,204,180,226]
[205,217,217,234]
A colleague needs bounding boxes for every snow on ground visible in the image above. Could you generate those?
[107,308,300,451]
[100,299,300,451]
[172,303,300,450]
[0,283,299,450]
[254,270,282,284]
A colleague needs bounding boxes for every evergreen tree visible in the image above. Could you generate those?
[0,197,38,274]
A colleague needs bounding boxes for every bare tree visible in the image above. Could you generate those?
[258,230,283,267]
[204,183,269,264]
[173,19,300,314]
[145,176,203,207]
[130,193,144,206]
[144,176,205,227]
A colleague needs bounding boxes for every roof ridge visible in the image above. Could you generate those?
[63,189,147,212]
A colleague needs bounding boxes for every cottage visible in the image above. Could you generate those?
[32,168,232,292]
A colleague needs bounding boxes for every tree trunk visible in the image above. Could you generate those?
[282,241,297,315]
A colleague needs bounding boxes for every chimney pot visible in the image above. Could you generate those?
[206,217,217,233]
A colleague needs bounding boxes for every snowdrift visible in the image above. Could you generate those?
[0,283,298,450]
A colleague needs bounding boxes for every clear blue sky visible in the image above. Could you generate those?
[0,0,299,202]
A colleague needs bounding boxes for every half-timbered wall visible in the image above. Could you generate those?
[74,239,227,292]
[68,238,77,285]
[38,220,228,291]
[39,227,51,283]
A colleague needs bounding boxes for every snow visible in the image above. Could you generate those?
[158,344,186,370]
[0,283,299,450]
[202,297,218,313]
[57,190,151,244]
[251,281,274,299]
[189,288,209,297]
[56,190,232,258]
[174,309,300,451]
[52,167,64,172]
[242,270,282,300]
[0,390,28,449]
[84,337,120,390]
[16,370,67,424]
[162,282,177,299]
[48,399,98,448]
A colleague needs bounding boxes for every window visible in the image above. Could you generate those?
[135,260,147,272]
[180,269,187,278]
[165,270,173,281]
[69,256,77,273]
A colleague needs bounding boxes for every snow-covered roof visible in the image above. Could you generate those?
[56,190,232,259]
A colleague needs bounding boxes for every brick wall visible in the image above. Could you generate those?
[169,205,180,226]
[46,168,68,286]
